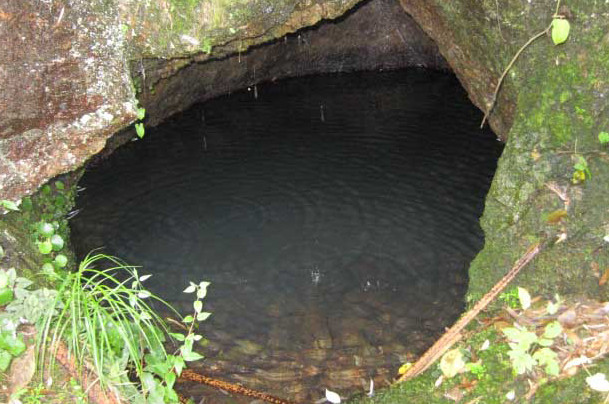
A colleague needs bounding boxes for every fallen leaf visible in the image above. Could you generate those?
[440,349,466,378]
[518,287,531,310]
[325,388,341,404]
[558,309,578,329]
[555,232,567,244]
[600,268,609,286]
[398,362,412,375]
[564,356,591,371]
[586,373,609,392]
[546,209,567,224]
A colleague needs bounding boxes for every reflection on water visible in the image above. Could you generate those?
[71,69,502,402]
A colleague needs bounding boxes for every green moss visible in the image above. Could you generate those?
[350,312,609,403]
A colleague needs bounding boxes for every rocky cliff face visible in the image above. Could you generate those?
[1,0,608,301]
[397,1,609,300]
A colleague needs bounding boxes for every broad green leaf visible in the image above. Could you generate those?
[54,254,68,268]
[503,327,537,351]
[0,332,26,356]
[533,348,559,376]
[50,235,64,251]
[135,123,145,138]
[1,200,20,211]
[518,287,531,310]
[502,327,524,341]
[193,300,202,313]
[169,332,185,342]
[39,222,54,238]
[139,274,152,282]
[0,349,11,371]
[0,288,13,306]
[183,315,194,323]
[508,350,536,375]
[538,338,554,347]
[197,281,210,299]
[141,371,157,393]
[164,372,176,389]
[183,284,196,294]
[546,300,559,315]
[544,360,560,376]
[137,107,146,120]
[38,241,53,255]
[533,347,557,363]
[165,388,179,403]
[0,272,8,288]
[543,321,562,339]
[41,263,55,275]
[138,290,151,299]
[173,357,185,375]
[55,181,65,190]
[197,312,211,322]
[551,18,570,45]
[182,351,203,362]
[599,131,609,145]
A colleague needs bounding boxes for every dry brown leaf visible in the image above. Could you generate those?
[558,309,578,329]
[546,209,567,224]
[600,268,609,286]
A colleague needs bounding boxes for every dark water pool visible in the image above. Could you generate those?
[71,69,502,402]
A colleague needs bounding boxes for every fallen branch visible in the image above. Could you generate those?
[178,368,297,404]
[397,242,542,382]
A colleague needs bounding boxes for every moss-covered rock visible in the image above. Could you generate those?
[392,0,609,302]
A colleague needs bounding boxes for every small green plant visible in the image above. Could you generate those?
[599,131,609,145]
[135,102,146,139]
[501,288,562,377]
[38,253,209,402]
[465,361,487,380]
[0,268,31,371]
[499,287,520,309]
[572,155,591,184]
[31,221,68,274]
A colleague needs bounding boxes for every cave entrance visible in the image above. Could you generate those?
[71,68,502,403]
[70,1,503,402]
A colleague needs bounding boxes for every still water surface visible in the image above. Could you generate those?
[71,69,502,402]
